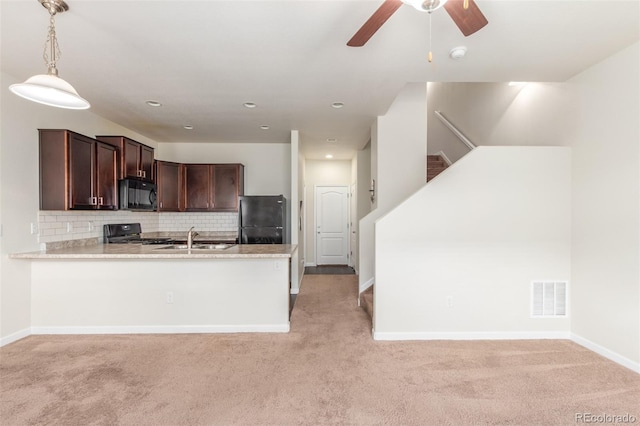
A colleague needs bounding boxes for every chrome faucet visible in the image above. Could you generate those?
[187,226,199,249]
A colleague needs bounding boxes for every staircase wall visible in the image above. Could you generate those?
[374,146,571,338]
[359,83,428,291]
[426,82,568,163]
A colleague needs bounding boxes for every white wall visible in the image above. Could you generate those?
[289,131,301,292]
[356,142,372,223]
[156,142,291,198]
[427,82,569,163]
[358,83,428,290]
[31,259,290,332]
[304,160,352,266]
[0,71,158,344]
[375,147,572,339]
[297,143,306,287]
[351,143,372,274]
[566,42,640,368]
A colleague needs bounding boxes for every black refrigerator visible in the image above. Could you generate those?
[238,195,286,244]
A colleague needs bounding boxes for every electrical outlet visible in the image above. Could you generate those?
[274,261,282,270]
[30,223,38,235]
[166,291,174,304]
[446,296,453,308]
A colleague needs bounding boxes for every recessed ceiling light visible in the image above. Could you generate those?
[449,46,467,60]
[183,125,194,130]
[327,138,338,143]
[146,100,162,107]
[260,125,270,130]
[325,154,334,159]
[243,102,257,108]
[331,102,344,109]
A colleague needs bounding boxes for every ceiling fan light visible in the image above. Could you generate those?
[9,73,90,109]
[401,0,449,12]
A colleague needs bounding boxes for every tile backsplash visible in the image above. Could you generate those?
[158,212,237,233]
[38,211,238,244]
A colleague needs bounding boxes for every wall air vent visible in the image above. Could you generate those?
[531,281,568,317]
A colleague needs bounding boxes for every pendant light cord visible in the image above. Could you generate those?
[428,11,433,62]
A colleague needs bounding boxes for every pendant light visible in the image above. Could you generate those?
[9,0,90,110]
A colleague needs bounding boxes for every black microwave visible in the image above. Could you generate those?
[119,179,157,211]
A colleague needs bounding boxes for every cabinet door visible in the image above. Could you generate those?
[212,164,242,211]
[68,134,95,209]
[185,164,211,210]
[157,161,181,211]
[95,143,118,210]
[123,139,141,179]
[140,145,154,181]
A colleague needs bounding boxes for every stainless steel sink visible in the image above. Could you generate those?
[156,243,236,250]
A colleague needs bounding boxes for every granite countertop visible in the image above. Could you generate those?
[11,243,297,260]
[142,231,238,242]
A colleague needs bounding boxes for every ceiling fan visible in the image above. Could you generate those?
[347,0,488,47]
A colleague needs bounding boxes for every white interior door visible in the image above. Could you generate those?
[315,186,349,265]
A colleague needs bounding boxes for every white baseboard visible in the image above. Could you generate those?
[31,324,291,335]
[373,331,571,341]
[290,288,299,295]
[434,150,453,166]
[0,328,31,347]
[359,277,374,294]
[571,333,640,374]
[305,262,317,267]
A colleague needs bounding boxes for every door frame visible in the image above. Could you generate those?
[349,182,357,269]
[314,185,350,266]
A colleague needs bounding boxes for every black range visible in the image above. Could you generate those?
[103,223,173,245]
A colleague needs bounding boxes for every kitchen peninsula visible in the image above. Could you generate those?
[11,243,297,334]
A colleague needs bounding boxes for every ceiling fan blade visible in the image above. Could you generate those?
[347,0,403,47]
[444,0,488,37]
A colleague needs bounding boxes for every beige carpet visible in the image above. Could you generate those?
[1,274,639,425]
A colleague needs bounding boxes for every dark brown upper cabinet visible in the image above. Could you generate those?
[212,164,244,212]
[95,135,154,182]
[183,164,244,212]
[155,160,183,212]
[39,129,117,210]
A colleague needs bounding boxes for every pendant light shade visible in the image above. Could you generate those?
[10,73,90,110]
[9,0,89,110]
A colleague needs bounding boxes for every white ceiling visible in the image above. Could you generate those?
[2,0,638,159]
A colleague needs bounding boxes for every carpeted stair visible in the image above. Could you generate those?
[361,286,373,323]
[427,154,448,181]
